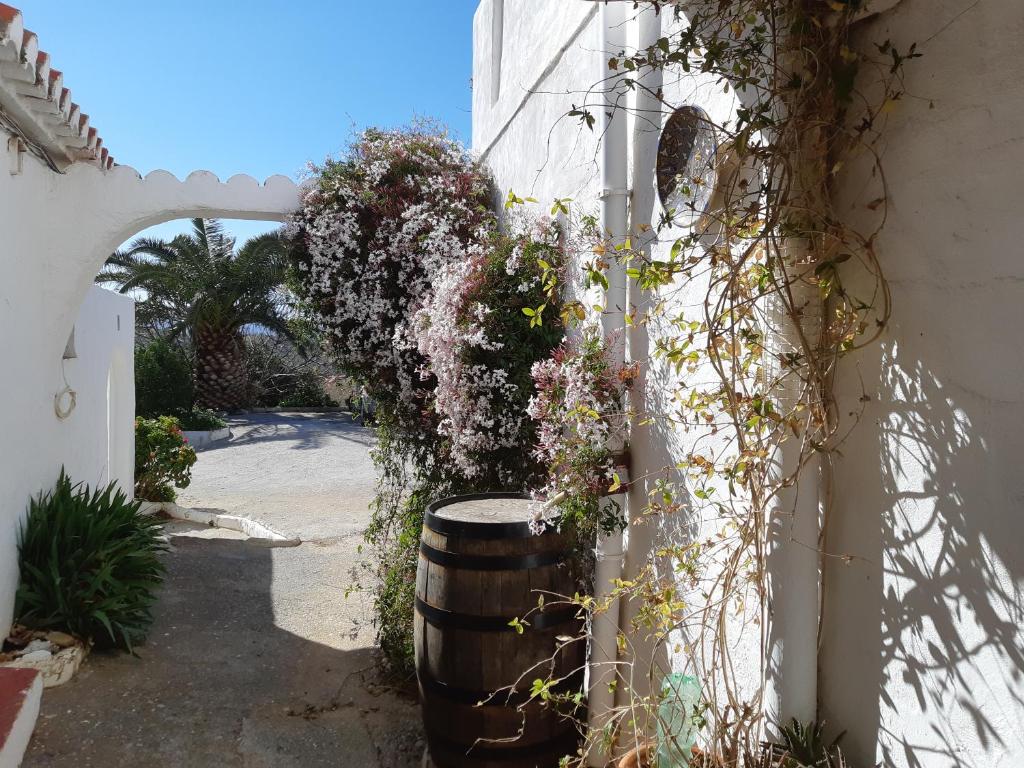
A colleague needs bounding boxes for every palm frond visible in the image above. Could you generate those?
[117,237,182,263]
[102,218,297,369]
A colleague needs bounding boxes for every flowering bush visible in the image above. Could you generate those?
[367,223,567,673]
[291,125,570,673]
[528,326,635,536]
[134,416,197,502]
[415,221,565,483]
[290,124,495,426]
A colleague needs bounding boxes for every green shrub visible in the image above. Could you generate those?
[134,416,197,502]
[244,335,338,408]
[16,470,167,650]
[175,407,227,431]
[243,335,292,406]
[277,371,337,408]
[370,486,432,678]
[135,339,194,417]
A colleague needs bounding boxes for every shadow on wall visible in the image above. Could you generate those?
[816,0,1024,760]
[622,346,693,681]
[24,534,421,767]
[824,334,1024,767]
[619,69,676,715]
[879,352,1023,765]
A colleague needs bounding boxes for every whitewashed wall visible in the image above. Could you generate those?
[474,0,602,206]
[474,0,765,734]
[0,143,137,641]
[63,287,137,493]
[474,1,1024,765]
[819,1,1024,766]
[0,275,134,642]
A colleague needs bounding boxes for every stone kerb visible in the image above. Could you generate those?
[181,426,231,450]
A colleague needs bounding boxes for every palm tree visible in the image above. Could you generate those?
[98,218,293,411]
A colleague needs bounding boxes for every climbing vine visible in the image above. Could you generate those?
[516,1,921,765]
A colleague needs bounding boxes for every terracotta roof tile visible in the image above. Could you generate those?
[0,4,113,169]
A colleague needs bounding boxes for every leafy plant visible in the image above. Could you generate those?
[174,407,227,431]
[369,481,426,674]
[100,219,294,410]
[134,416,197,502]
[415,220,566,482]
[277,371,337,408]
[529,326,635,538]
[243,332,335,408]
[15,470,167,650]
[292,124,570,673]
[762,720,846,768]
[134,338,194,417]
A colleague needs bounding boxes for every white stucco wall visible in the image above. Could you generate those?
[63,287,137,492]
[819,1,1024,766]
[474,1,1024,765]
[0,280,134,642]
[0,130,300,640]
[474,0,766,729]
[474,0,603,206]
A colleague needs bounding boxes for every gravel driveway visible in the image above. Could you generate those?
[25,412,423,768]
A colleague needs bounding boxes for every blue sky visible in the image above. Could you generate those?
[16,0,479,244]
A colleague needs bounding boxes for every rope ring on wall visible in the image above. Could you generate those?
[54,385,77,420]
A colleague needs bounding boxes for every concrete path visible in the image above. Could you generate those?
[25,413,423,768]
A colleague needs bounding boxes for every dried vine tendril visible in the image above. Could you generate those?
[520,2,921,764]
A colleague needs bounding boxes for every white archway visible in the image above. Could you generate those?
[0,156,302,638]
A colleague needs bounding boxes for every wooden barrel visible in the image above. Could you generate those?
[415,493,585,768]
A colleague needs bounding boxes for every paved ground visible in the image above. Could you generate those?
[178,412,379,542]
[25,412,423,768]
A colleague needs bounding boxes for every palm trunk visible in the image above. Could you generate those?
[194,325,247,411]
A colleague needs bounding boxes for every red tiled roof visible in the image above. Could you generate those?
[0,3,113,170]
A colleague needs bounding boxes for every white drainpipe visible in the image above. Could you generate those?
[763,0,904,736]
[765,281,822,729]
[764,0,904,731]
[587,1,630,765]
[611,0,665,732]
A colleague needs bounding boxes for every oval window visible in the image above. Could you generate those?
[656,106,718,227]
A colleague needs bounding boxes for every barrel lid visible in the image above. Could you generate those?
[425,493,553,538]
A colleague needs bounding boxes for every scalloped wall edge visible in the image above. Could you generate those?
[56,163,306,227]
[92,163,304,192]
